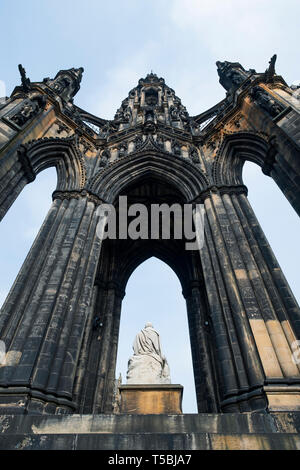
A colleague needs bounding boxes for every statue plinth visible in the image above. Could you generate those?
[118,384,183,414]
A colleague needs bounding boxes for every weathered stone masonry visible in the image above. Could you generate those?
[0,58,299,427]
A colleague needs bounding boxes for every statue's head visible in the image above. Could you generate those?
[145,322,153,329]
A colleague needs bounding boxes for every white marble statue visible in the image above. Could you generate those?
[126,322,171,384]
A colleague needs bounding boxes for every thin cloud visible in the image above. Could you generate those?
[170,0,300,82]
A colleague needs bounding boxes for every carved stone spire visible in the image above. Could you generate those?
[44,67,84,103]
[216,60,253,92]
[108,73,191,135]
[18,64,31,92]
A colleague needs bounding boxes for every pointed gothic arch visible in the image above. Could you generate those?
[77,171,217,414]
[88,148,209,204]
[0,136,85,221]
[212,132,269,186]
[24,136,86,190]
[212,130,300,216]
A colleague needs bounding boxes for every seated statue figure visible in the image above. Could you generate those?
[126,322,171,384]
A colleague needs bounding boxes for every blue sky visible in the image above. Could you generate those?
[0,0,300,412]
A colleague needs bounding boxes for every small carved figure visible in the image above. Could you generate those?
[118,143,127,158]
[179,107,189,122]
[99,149,110,167]
[53,76,71,93]
[145,88,158,106]
[10,99,39,127]
[80,139,93,153]
[156,134,164,150]
[250,86,284,117]
[189,147,199,163]
[169,105,179,120]
[114,102,132,124]
[56,121,69,134]
[134,135,143,150]
[171,140,181,156]
[226,69,244,86]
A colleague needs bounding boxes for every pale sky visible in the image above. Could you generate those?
[0,0,299,413]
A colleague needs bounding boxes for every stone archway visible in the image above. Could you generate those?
[76,174,218,414]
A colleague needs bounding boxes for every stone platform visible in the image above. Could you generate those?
[119,384,183,414]
[0,412,300,450]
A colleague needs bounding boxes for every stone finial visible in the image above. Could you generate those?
[18,64,31,92]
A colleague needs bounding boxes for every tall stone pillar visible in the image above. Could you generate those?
[184,280,218,413]
[199,187,300,411]
[76,277,124,414]
[0,193,102,414]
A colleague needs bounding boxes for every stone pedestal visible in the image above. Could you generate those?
[264,385,300,412]
[118,384,183,414]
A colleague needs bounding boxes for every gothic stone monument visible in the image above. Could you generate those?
[0,58,300,449]
[119,323,183,414]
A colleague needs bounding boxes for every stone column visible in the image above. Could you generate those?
[200,190,265,411]
[199,187,300,411]
[92,284,123,414]
[234,193,300,410]
[184,279,218,413]
[75,278,124,414]
[0,193,102,414]
[102,291,123,413]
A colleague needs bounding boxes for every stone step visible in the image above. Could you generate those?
[1,413,300,450]
[0,432,300,450]
[1,412,300,435]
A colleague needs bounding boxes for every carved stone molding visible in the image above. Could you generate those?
[52,189,105,206]
[17,145,36,183]
[212,131,269,185]
[55,120,70,135]
[3,94,46,131]
[249,86,285,118]
[262,136,278,176]
[22,136,87,190]
[191,184,248,203]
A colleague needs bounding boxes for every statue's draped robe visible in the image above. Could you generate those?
[126,327,171,384]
